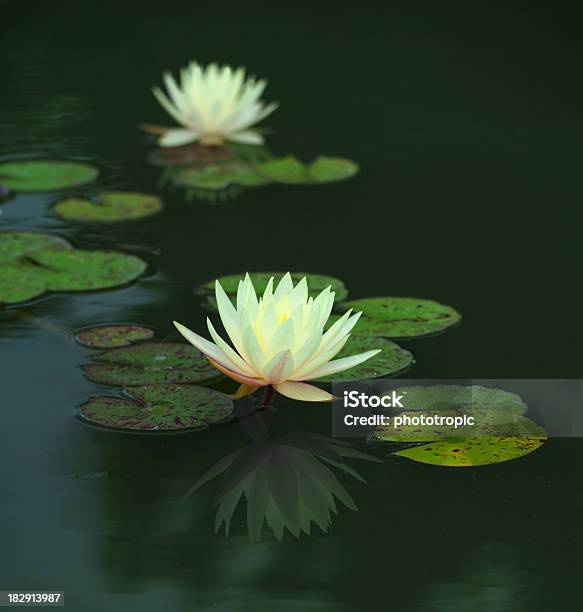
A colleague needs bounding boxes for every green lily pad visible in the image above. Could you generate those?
[78,384,234,432]
[0,231,71,261]
[393,436,546,467]
[308,157,359,183]
[256,156,308,184]
[201,272,348,310]
[316,334,414,382]
[82,342,222,386]
[0,160,98,191]
[338,297,461,338]
[53,192,162,223]
[175,163,271,190]
[75,324,155,348]
[369,385,547,466]
[0,232,147,306]
[0,262,47,304]
[28,248,147,291]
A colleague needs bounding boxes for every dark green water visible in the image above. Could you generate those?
[2,2,582,610]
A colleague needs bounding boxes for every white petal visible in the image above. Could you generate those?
[227,130,264,145]
[262,349,294,384]
[299,349,382,380]
[158,129,199,147]
[274,381,334,402]
[215,280,247,360]
[274,272,294,301]
[207,318,257,377]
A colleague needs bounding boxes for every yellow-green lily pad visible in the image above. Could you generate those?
[256,155,308,184]
[53,192,162,223]
[0,160,98,191]
[393,436,546,467]
[338,297,461,338]
[316,334,413,382]
[75,324,155,348]
[307,157,359,183]
[82,342,222,386]
[78,384,233,432]
[0,231,71,261]
[0,262,47,304]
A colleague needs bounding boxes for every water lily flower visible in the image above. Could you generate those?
[152,62,278,147]
[174,273,381,402]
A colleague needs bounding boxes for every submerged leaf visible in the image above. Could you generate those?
[316,334,413,382]
[78,384,233,432]
[338,296,461,338]
[83,341,222,386]
[0,160,98,191]
[75,324,155,348]
[53,192,162,223]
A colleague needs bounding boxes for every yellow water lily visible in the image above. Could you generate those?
[152,62,278,147]
[174,273,381,402]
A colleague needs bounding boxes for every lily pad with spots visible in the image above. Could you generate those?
[338,297,461,339]
[200,272,348,311]
[0,232,148,306]
[393,436,546,467]
[77,384,234,432]
[28,249,147,291]
[53,192,162,223]
[0,160,99,191]
[82,342,222,386]
[369,385,547,466]
[316,334,414,382]
[75,324,155,348]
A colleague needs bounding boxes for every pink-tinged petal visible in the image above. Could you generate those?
[274,381,334,402]
[299,349,382,380]
[262,349,294,384]
[208,358,266,387]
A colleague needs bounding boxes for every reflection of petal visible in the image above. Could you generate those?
[186,432,380,541]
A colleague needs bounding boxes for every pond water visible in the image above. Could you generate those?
[1,3,582,611]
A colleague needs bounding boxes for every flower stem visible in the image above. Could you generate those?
[259,385,275,410]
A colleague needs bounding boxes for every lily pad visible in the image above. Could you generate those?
[316,334,413,382]
[82,342,222,386]
[0,231,71,261]
[338,297,461,338]
[307,157,359,183]
[28,248,147,291]
[75,324,155,348]
[256,156,308,184]
[53,192,162,223]
[0,232,148,306]
[0,262,47,304]
[393,436,546,467]
[201,272,348,310]
[0,160,98,191]
[78,384,234,432]
[175,163,270,190]
[369,385,547,467]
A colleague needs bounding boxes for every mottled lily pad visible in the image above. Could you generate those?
[53,192,162,223]
[0,232,147,306]
[200,272,348,310]
[28,249,147,291]
[0,231,71,261]
[393,436,546,467]
[307,157,359,183]
[369,385,547,467]
[78,384,234,432]
[75,324,155,348]
[0,160,98,191]
[316,334,413,382]
[338,297,461,338]
[83,342,222,386]
[175,163,270,189]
